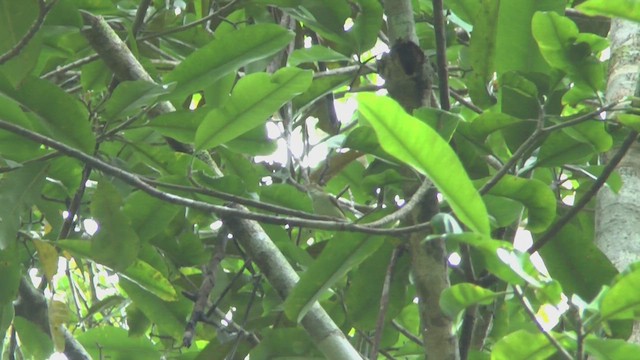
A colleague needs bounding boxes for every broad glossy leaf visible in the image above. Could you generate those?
[532,12,578,72]
[467,0,499,108]
[165,24,295,99]
[534,222,617,300]
[349,0,383,52]
[444,233,540,286]
[601,264,640,320]
[0,163,47,249]
[77,327,158,360]
[148,109,204,144]
[495,1,563,75]
[91,181,140,270]
[345,243,410,329]
[537,131,596,167]
[440,283,497,319]
[0,302,13,351]
[11,76,95,153]
[577,0,640,23]
[13,316,53,360]
[0,0,41,85]
[480,175,556,233]
[119,279,188,339]
[289,45,349,66]
[359,93,490,235]
[585,336,640,359]
[284,233,384,322]
[123,191,181,243]
[491,330,559,360]
[0,247,21,304]
[33,239,58,284]
[445,0,481,24]
[227,124,278,156]
[56,240,177,301]
[104,80,170,120]
[0,85,44,160]
[195,68,312,149]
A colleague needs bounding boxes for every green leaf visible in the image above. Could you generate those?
[227,124,278,156]
[0,246,21,304]
[345,243,409,330]
[148,109,204,144]
[348,0,383,52]
[467,0,499,108]
[284,233,384,322]
[491,330,559,360]
[358,93,490,235]
[104,80,170,120]
[164,24,295,99]
[0,0,41,85]
[480,175,556,233]
[495,0,563,75]
[123,191,181,243]
[11,76,95,153]
[56,240,177,301]
[532,12,578,72]
[585,336,640,360]
[77,327,159,360]
[13,316,53,360]
[289,45,349,66]
[440,283,497,319]
[91,181,140,270]
[195,68,312,149]
[577,0,640,23]
[0,163,47,249]
[601,264,640,321]
[119,279,188,339]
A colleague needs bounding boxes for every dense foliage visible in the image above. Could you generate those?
[2,0,640,359]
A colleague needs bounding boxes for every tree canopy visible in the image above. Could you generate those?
[1,0,640,359]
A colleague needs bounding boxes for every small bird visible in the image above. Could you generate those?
[306,184,346,219]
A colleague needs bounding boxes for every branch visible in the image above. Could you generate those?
[221,204,363,360]
[41,54,100,80]
[370,247,401,359]
[530,131,639,253]
[432,0,450,110]
[366,179,432,227]
[0,0,57,65]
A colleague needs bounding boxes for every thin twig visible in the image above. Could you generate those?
[450,88,483,114]
[0,0,57,65]
[131,0,153,36]
[370,247,401,359]
[41,54,101,80]
[542,101,620,132]
[366,179,432,227]
[432,0,450,110]
[391,319,424,346]
[136,0,239,41]
[0,118,432,236]
[513,286,574,360]
[530,131,639,253]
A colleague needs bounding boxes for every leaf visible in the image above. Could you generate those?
[196,68,312,149]
[358,93,490,235]
[491,330,558,360]
[600,264,640,321]
[284,233,384,322]
[577,0,640,23]
[11,76,96,153]
[289,45,349,66]
[440,283,497,319]
[48,299,69,352]
[33,239,59,284]
[119,279,187,339]
[0,246,21,305]
[164,24,295,99]
[0,0,41,85]
[585,336,640,360]
[104,80,170,120]
[90,181,140,270]
[467,0,499,108]
[148,109,204,144]
[480,175,556,233]
[13,316,53,360]
[76,327,159,360]
[56,240,177,301]
[123,191,181,243]
[495,1,563,75]
[532,12,578,72]
[0,162,47,249]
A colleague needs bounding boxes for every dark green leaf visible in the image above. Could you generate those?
[104,80,170,120]
[491,330,558,360]
[91,181,140,270]
[77,327,159,360]
[284,233,384,322]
